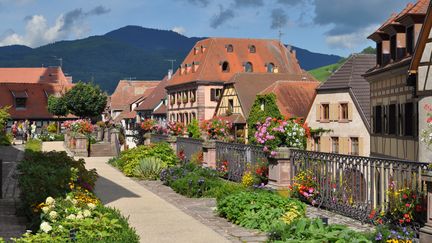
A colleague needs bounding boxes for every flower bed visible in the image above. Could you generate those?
[16,150,139,242]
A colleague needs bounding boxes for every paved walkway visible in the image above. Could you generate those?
[42,142,230,243]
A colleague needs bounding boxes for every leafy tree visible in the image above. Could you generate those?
[361,46,376,54]
[247,94,282,142]
[64,82,107,119]
[47,95,69,118]
[0,106,11,131]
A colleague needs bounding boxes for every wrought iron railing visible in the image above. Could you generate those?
[215,141,267,182]
[176,137,204,163]
[290,149,429,222]
[150,134,169,143]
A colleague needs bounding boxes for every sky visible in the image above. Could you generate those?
[0,0,413,56]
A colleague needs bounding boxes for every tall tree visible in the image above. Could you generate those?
[64,82,108,119]
[47,95,69,133]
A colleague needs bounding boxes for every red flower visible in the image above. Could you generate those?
[403,194,408,199]
[405,203,411,207]
[369,210,376,219]
[406,218,411,223]
[399,219,405,224]
[404,214,410,219]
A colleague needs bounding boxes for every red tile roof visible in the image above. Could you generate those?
[0,67,74,119]
[135,77,169,111]
[153,104,167,115]
[167,38,303,87]
[110,80,160,110]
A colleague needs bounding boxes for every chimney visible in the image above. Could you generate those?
[168,69,173,80]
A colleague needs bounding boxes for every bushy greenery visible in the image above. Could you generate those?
[217,190,306,232]
[134,157,166,180]
[0,106,11,146]
[24,139,42,152]
[64,82,108,119]
[187,119,201,139]
[268,218,371,242]
[160,163,245,199]
[18,151,97,229]
[37,133,65,142]
[109,143,178,177]
[247,94,282,143]
[47,95,69,118]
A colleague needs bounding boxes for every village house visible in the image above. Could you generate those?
[306,54,375,156]
[0,66,74,129]
[215,72,318,142]
[364,0,430,161]
[135,76,170,123]
[165,37,306,124]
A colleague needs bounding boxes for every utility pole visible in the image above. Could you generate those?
[165,59,176,71]
[53,56,63,67]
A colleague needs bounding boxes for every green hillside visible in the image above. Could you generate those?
[308,62,342,82]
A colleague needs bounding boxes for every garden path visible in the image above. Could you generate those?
[42,142,231,243]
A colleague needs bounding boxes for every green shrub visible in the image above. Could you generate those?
[187,119,201,139]
[217,190,306,232]
[18,151,97,229]
[205,180,246,200]
[0,133,12,145]
[111,143,178,177]
[47,123,57,133]
[268,218,371,242]
[134,157,166,180]
[170,173,222,198]
[38,133,65,142]
[25,139,42,152]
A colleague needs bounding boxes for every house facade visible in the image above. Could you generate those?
[135,76,170,123]
[215,72,318,142]
[166,38,305,123]
[306,54,375,156]
[0,67,74,129]
[364,0,429,161]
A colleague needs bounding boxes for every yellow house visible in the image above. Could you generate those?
[306,54,375,156]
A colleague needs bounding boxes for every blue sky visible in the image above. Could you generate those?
[0,0,412,56]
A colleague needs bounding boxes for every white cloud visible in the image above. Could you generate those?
[0,6,109,47]
[325,25,378,50]
[172,26,186,35]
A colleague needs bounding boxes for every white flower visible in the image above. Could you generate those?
[87,203,96,210]
[66,195,72,201]
[72,199,78,205]
[49,211,58,220]
[45,197,55,205]
[83,210,91,217]
[42,206,50,214]
[40,221,52,233]
[66,214,76,220]
[76,212,84,220]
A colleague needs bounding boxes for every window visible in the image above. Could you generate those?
[350,137,359,155]
[377,42,383,66]
[176,93,181,104]
[390,35,396,61]
[388,104,397,135]
[249,45,256,53]
[228,99,234,112]
[244,62,253,72]
[313,137,321,152]
[226,44,233,52]
[406,26,414,55]
[404,103,414,136]
[190,90,196,103]
[340,103,348,120]
[373,106,382,134]
[267,63,275,73]
[193,47,198,55]
[182,91,188,103]
[210,88,222,102]
[321,104,329,121]
[15,98,27,109]
[221,61,230,72]
[331,137,339,154]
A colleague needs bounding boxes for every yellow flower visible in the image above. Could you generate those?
[241,171,254,187]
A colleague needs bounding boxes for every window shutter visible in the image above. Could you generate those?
[348,103,353,121]
[210,89,216,101]
[330,104,338,121]
[358,137,364,156]
[320,136,330,153]
[339,137,348,155]
[316,104,321,121]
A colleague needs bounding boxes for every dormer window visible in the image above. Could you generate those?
[192,62,199,72]
[11,91,28,110]
[221,61,230,72]
[249,45,256,53]
[244,62,253,72]
[266,63,275,73]
[201,45,206,53]
[193,47,198,55]
[226,44,234,53]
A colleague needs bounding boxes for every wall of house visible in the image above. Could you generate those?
[216,86,243,117]
[418,96,432,162]
[368,69,419,161]
[305,92,370,156]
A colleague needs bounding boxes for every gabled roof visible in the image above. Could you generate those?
[259,81,319,119]
[319,54,376,128]
[409,1,432,72]
[228,73,314,118]
[167,38,304,87]
[0,67,72,85]
[135,77,169,111]
[110,80,159,110]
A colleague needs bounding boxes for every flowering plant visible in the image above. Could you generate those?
[140,119,156,133]
[64,119,93,135]
[254,117,310,156]
[421,104,432,149]
[167,121,185,136]
[152,123,168,135]
[200,117,233,141]
[289,170,319,205]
